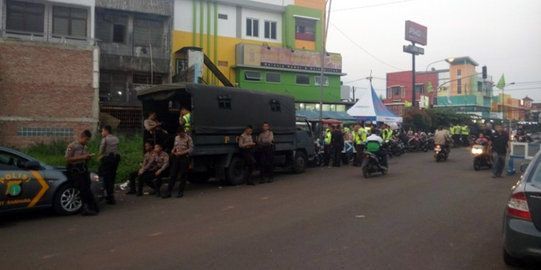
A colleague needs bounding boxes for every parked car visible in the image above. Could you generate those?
[0,147,104,215]
[502,152,541,266]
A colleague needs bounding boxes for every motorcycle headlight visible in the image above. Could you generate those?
[90,172,101,182]
[471,148,483,155]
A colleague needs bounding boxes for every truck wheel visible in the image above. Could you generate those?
[292,151,307,174]
[226,157,247,185]
[54,184,83,215]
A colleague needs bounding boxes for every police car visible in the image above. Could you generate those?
[0,146,104,215]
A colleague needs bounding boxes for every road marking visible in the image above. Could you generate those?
[148,232,163,237]
[28,170,49,208]
[222,205,235,211]
[355,215,366,218]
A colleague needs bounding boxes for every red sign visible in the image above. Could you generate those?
[405,20,427,46]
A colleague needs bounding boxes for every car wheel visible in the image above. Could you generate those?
[503,248,525,267]
[226,156,247,186]
[54,184,83,215]
[292,151,307,174]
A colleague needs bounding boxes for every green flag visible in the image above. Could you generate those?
[497,74,506,89]
[426,81,433,93]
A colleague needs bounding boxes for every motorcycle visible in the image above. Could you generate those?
[387,139,405,157]
[434,144,449,162]
[471,143,491,170]
[361,142,388,178]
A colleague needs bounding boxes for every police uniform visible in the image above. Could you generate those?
[239,132,257,185]
[126,150,153,195]
[257,130,275,183]
[139,151,169,196]
[99,134,120,204]
[353,128,363,166]
[165,134,194,198]
[65,141,98,215]
[323,129,332,166]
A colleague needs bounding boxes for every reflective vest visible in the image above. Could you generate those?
[183,113,191,132]
[382,128,393,141]
[352,130,362,144]
[449,126,455,135]
[461,125,469,135]
[359,127,368,143]
[324,130,331,145]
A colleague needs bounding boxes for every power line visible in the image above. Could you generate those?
[330,22,407,71]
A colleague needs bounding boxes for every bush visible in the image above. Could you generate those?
[23,132,143,183]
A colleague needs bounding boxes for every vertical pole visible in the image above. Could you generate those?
[192,0,196,46]
[411,42,416,108]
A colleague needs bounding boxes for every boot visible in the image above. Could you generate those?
[106,196,116,205]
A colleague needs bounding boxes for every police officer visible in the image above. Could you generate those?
[179,107,192,134]
[238,125,257,185]
[65,130,98,216]
[257,122,275,183]
[138,143,169,197]
[352,124,363,166]
[99,125,120,205]
[323,127,332,166]
[164,127,194,198]
[126,142,153,195]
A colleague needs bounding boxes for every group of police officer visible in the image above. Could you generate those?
[322,123,395,168]
[450,123,471,145]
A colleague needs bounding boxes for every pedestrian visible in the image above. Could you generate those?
[490,124,510,178]
[139,143,169,196]
[126,142,154,195]
[257,122,274,183]
[331,125,344,167]
[238,125,257,185]
[98,125,120,205]
[65,130,98,216]
[164,127,193,198]
[179,107,192,134]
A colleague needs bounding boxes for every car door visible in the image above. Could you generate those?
[0,151,45,212]
[526,166,541,232]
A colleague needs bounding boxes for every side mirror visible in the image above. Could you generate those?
[519,162,529,173]
[24,161,42,170]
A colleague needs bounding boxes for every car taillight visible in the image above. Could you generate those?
[435,145,441,149]
[507,192,532,220]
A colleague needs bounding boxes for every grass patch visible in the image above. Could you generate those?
[23,132,143,183]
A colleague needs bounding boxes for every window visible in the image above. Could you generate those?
[218,13,228,20]
[218,95,231,109]
[295,18,316,41]
[53,6,88,37]
[0,151,29,170]
[246,18,259,37]
[477,81,483,92]
[264,21,277,40]
[415,84,425,95]
[457,79,462,94]
[314,76,328,86]
[17,127,73,137]
[244,71,261,81]
[296,75,310,85]
[99,72,127,103]
[6,0,45,34]
[391,86,401,96]
[133,73,163,85]
[134,19,163,47]
[270,99,281,112]
[113,24,126,43]
[266,72,281,83]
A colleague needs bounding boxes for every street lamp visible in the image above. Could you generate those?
[425,57,454,72]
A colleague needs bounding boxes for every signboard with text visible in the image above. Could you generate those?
[405,20,427,45]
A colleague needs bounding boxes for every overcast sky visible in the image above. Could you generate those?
[325,0,541,101]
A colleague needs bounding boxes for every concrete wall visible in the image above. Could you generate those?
[96,0,173,16]
[0,41,97,147]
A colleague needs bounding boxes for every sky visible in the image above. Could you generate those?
[325,0,541,102]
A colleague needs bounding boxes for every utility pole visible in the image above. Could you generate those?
[411,43,416,107]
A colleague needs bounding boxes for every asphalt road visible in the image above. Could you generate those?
[1,148,538,270]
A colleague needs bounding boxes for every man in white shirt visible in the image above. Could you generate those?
[366,132,384,144]
[365,130,387,168]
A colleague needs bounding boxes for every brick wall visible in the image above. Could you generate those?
[0,40,98,147]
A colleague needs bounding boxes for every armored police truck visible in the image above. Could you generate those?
[137,83,314,185]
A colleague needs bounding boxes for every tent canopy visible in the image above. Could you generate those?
[347,86,403,124]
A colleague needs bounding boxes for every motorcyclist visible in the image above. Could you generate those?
[366,130,388,168]
[434,125,452,154]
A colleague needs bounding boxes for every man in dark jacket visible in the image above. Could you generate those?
[490,124,510,178]
[331,125,344,167]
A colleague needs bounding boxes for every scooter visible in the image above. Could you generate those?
[361,151,388,178]
[434,144,449,162]
[472,143,491,170]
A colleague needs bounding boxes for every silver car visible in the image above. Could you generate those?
[503,151,541,266]
[0,147,104,215]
